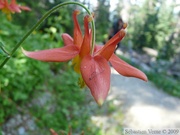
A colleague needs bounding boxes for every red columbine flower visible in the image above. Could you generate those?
[0,0,31,20]
[9,0,31,13]
[79,24,147,105]
[22,10,147,105]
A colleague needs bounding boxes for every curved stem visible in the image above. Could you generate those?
[0,1,96,69]
[91,20,95,55]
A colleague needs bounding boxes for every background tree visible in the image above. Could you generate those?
[126,0,179,60]
[95,0,110,42]
[129,0,159,49]
[157,1,180,60]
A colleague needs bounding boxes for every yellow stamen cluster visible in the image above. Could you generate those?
[123,23,127,29]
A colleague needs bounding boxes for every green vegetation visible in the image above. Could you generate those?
[146,72,180,97]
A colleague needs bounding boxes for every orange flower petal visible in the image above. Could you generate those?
[110,54,148,81]
[19,6,31,11]
[80,55,110,106]
[61,33,74,46]
[79,15,91,58]
[98,29,125,60]
[0,1,4,8]
[9,0,21,13]
[22,45,79,62]
[73,10,83,48]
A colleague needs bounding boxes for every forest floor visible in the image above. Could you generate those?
[111,68,180,128]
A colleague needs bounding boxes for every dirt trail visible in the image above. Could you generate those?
[110,68,180,128]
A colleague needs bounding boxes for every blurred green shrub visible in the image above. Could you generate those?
[0,15,52,122]
[147,72,180,97]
